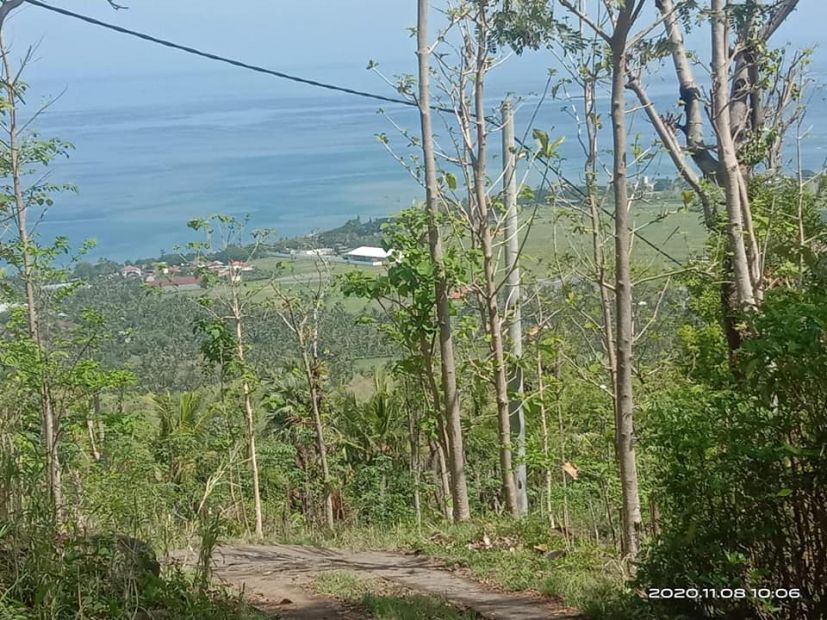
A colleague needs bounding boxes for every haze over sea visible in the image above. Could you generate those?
[14,20,823,262]
[26,63,825,262]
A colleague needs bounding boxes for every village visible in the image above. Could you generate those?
[116,245,393,290]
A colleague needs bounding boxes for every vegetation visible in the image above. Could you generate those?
[0,1,824,619]
[313,571,481,619]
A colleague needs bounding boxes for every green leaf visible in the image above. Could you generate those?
[445,172,457,191]
[532,128,549,154]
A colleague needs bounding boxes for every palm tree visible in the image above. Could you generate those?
[334,370,406,465]
[153,391,212,487]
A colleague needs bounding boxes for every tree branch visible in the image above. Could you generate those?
[0,0,24,29]
[559,0,610,43]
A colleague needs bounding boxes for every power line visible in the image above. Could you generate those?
[22,0,419,109]
[22,0,684,267]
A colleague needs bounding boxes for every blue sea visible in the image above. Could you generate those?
[28,66,827,261]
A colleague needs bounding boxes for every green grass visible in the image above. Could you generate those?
[313,570,481,619]
[521,201,707,270]
[187,198,708,310]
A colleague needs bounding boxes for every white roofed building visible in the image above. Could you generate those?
[344,246,391,266]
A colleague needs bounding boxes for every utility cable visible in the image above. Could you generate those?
[23,0,418,109]
[22,0,685,266]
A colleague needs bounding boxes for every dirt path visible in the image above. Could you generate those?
[199,544,584,620]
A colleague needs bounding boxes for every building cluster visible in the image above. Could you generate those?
[116,246,393,292]
[119,259,254,290]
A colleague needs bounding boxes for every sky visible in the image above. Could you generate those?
[7,1,424,83]
[2,0,823,108]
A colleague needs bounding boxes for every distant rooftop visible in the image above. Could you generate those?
[345,246,391,259]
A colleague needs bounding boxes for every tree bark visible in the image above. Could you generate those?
[502,99,527,516]
[405,384,423,530]
[536,347,554,528]
[416,0,471,522]
[711,0,756,308]
[625,77,715,227]
[418,338,453,521]
[0,0,23,29]
[655,0,720,180]
[471,2,519,518]
[299,313,335,530]
[729,0,801,144]
[231,296,264,538]
[582,51,619,409]
[609,11,643,561]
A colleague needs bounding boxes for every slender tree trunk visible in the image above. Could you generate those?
[232,303,263,538]
[656,0,721,180]
[625,78,715,226]
[502,100,528,516]
[536,348,554,529]
[428,440,452,520]
[470,3,519,518]
[609,21,643,561]
[403,378,423,530]
[711,0,756,308]
[419,338,451,480]
[418,343,453,521]
[86,392,105,462]
[556,360,571,548]
[416,0,470,522]
[302,348,334,530]
[581,58,619,401]
[436,443,453,521]
[2,40,63,524]
[87,398,101,463]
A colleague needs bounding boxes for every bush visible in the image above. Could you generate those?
[346,455,414,525]
[639,288,827,619]
[0,528,258,619]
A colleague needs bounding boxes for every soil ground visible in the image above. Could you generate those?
[188,543,584,619]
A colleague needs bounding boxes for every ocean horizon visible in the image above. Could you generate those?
[23,65,827,262]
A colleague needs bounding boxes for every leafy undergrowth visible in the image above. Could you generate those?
[312,570,480,619]
[283,517,656,620]
[0,570,266,620]
[0,532,265,620]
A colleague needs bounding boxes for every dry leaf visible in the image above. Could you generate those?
[562,461,579,480]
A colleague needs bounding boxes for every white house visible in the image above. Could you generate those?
[120,265,142,278]
[300,248,334,257]
[344,246,391,266]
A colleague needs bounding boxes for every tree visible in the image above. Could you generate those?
[416,0,471,522]
[710,0,756,308]
[340,208,471,522]
[637,0,803,323]
[269,258,337,530]
[465,0,520,518]
[419,0,526,519]
[188,214,265,538]
[603,0,645,564]
[0,0,23,29]
[502,99,527,516]
[551,0,646,561]
[0,36,73,524]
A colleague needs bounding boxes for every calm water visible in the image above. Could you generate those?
[27,67,827,261]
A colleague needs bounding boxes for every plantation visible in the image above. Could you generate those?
[1,0,825,619]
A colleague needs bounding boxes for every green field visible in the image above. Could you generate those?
[240,197,708,294]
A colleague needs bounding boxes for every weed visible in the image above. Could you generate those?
[312,570,480,619]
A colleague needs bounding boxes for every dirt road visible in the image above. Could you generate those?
[195,543,584,619]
